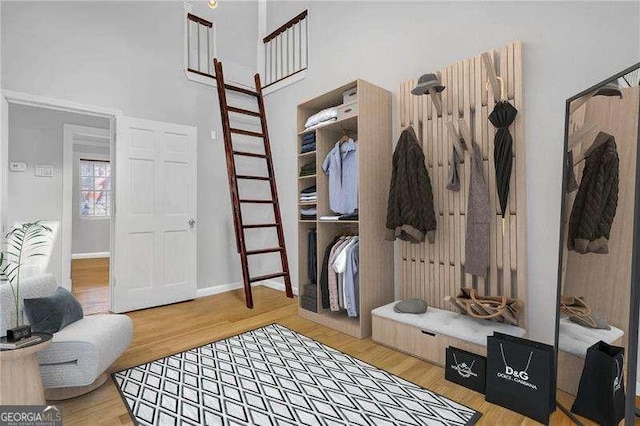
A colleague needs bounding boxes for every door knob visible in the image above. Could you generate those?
[189,219,196,228]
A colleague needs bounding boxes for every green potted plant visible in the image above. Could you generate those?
[0,221,53,337]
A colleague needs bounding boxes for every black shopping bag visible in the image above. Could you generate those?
[445,347,487,394]
[486,332,555,424]
[571,341,625,426]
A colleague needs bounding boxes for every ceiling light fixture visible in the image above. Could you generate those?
[208,0,218,9]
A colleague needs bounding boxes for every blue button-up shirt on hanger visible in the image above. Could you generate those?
[322,139,358,214]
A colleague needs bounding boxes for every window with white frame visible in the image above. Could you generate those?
[186,13,216,78]
[79,159,111,218]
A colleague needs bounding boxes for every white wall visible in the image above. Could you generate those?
[263,1,640,344]
[1,1,267,290]
[72,145,110,256]
[7,104,110,283]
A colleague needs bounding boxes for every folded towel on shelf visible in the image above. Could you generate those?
[300,207,317,215]
[300,161,316,172]
[304,107,339,129]
[301,185,316,194]
[302,133,316,142]
[319,215,341,221]
[300,170,316,177]
[305,118,337,131]
[339,210,359,221]
[301,144,316,154]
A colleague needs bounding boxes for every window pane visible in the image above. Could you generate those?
[80,191,93,216]
[95,201,107,216]
[79,160,111,218]
[80,176,93,190]
[80,162,93,177]
[96,177,109,191]
[95,163,107,177]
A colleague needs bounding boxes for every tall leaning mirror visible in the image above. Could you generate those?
[555,63,640,426]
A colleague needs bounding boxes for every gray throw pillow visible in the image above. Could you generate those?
[24,287,84,334]
[394,298,428,314]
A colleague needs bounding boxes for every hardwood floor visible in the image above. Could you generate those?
[54,286,613,425]
[71,258,110,315]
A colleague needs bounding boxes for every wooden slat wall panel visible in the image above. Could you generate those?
[397,41,527,327]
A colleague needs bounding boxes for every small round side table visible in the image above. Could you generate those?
[0,332,53,405]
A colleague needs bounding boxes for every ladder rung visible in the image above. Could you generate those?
[246,247,284,256]
[228,106,261,117]
[224,84,259,97]
[239,199,275,204]
[233,151,267,159]
[249,272,287,283]
[243,223,279,229]
[237,175,271,181]
[230,128,264,138]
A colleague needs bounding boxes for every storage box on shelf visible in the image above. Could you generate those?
[296,79,392,339]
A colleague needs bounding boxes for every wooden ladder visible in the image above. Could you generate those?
[213,58,293,309]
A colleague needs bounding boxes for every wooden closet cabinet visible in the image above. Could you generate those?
[296,79,393,339]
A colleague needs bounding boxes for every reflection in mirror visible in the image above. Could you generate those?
[556,64,640,425]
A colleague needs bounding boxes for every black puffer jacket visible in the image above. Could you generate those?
[386,127,437,243]
[568,132,619,254]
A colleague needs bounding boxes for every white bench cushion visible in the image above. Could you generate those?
[558,317,624,358]
[372,301,526,347]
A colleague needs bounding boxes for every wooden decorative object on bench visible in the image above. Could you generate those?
[373,41,526,364]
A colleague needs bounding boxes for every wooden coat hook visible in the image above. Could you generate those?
[428,88,443,117]
[485,77,506,102]
[568,123,597,151]
[457,118,473,147]
[446,121,469,159]
[481,52,505,101]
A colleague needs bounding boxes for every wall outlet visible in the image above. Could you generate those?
[9,162,27,172]
[34,164,54,177]
[211,130,216,140]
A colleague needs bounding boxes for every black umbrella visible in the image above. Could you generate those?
[488,100,518,220]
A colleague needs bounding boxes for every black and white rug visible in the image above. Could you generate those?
[113,324,481,425]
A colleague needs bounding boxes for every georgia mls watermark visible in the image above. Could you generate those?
[0,405,62,426]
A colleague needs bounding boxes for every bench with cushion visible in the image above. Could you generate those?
[0,274,133,400]
[557,317,624,394]
[372,301,525,365]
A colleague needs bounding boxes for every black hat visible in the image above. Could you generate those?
[411,73,445,95]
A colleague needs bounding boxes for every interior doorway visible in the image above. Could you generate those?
[66,124,111,314]
[5,103,113,314]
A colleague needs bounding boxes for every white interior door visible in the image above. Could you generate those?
[112,117,197,313]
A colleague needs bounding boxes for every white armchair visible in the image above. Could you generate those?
[0,274,133,399]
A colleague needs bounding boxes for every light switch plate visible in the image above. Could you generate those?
[34,164,54,177]
[9,162,27,172]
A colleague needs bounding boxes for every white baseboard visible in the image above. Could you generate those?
[197,280,298,299]
[71,252,110,259]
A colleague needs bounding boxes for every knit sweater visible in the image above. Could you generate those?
[568,132,619,254]
[386,127,437,243]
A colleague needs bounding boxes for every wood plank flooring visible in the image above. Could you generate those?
[52,285,611,425]
[71,258,110,315]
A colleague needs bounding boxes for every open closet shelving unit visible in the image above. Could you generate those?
[297,80,393,339]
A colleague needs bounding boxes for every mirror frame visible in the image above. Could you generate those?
[555,62,640,425]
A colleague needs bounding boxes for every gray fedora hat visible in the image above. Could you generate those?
[411,73,445,95]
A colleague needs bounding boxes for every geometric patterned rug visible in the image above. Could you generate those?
[113,323,481,425]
